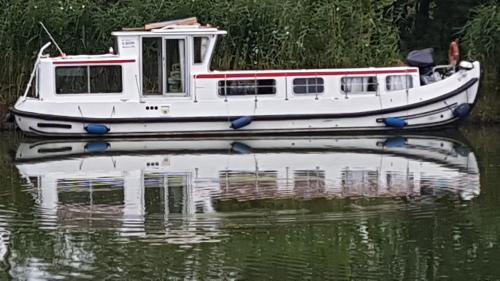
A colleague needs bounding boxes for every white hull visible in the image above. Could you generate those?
[13,68,480,137]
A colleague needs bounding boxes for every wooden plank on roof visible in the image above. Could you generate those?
[144,17,199,30]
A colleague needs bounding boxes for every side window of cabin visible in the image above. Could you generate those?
[341,77,378,94]
[193,37,210,64]
[142,37,163,95]
[293,78,324,94]
[56,66,122,94]
[218,79,276,96]
[386,75,413,91]
[90,66,122,93]
[56,66,88,94]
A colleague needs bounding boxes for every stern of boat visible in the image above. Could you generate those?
[466,61,481,106]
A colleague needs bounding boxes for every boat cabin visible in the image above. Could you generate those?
[31,21,421,103]
[33,24,225,101]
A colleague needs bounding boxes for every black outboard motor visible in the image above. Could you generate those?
[406,48,435,74]
[407,48,436,85]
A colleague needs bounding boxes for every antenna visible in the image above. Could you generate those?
[39,22,66,57]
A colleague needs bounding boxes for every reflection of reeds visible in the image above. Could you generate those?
[0,0,401,104]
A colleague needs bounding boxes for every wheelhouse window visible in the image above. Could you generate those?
[142,37,163,95]
[386,75,413,91]
[193,37,210,64]
[165,39,185,94]
[341,76,378,94]
[56,66,122,94]
[293,78,324,94]
[218,79,276,96]
[55,66,88,94]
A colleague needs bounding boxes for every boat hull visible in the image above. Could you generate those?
[11,65,480,137]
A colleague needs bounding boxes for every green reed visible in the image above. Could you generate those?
[460,3,500,123]
[0,0,402,104]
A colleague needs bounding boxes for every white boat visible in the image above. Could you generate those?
[11,19,481,137]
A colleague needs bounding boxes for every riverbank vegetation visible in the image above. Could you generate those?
[0,0,498,121]
[461,3,500,122]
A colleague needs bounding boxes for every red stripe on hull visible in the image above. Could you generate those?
[53,59,136,65]
[196,69,418,79]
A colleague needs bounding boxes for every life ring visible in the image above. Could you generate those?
[448,40,460,66]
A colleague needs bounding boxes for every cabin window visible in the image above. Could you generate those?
[193,37,210,64]
[56,66,122,94]
[386,75,413,91]
[218,79,276,96]
[142,37,163,95]
[341,76,378,94]
[165,39,186,94]
[293,78,324,94]
[90,66,122,93]
[56,66,88,94]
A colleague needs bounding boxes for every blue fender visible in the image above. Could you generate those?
[383,117,407,128]
[230,116,253,129]
[85,124,110,135]
[453,104,471,119]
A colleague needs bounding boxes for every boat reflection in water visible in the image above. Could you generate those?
[14,134,480,240]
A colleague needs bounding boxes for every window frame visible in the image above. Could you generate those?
[164,38,187,96]
[141,36,164,96]
[54,65,123,95]
[217,79,277,97]
[292,77,325,95]
[193,36,210,65]
[140,35,190,98]
[385,75,414,91]
[340,76,379,95]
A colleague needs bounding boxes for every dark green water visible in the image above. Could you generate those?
[0,129,499,280]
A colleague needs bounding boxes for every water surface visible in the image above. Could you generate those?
[0,129,499,280]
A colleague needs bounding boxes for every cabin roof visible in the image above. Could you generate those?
[112,17,227,36]
[112,29,227,36]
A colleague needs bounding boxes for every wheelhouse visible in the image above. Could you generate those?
[30,25,225,102]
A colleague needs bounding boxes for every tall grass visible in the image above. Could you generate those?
[0,0,402,105]
[461,3,500,123]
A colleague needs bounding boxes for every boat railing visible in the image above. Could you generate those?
[194,68,416,103]
[21,42,52,100]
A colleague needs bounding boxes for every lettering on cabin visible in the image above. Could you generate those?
[121,40,136,49]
